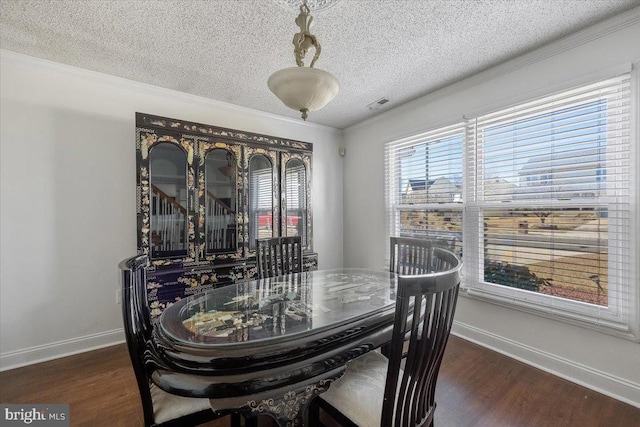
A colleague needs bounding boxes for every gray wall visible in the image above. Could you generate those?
[0,51,344,369]
[342,12,640,406]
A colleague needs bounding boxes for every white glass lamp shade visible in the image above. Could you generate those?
[268,67,339,119]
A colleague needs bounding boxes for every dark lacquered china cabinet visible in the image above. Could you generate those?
[135,113,317,316]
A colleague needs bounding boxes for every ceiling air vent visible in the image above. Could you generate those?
[367,97,390,111]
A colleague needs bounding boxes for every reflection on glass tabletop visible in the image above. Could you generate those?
[160,268,397,346]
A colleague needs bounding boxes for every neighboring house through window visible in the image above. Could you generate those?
[385,123,465,256]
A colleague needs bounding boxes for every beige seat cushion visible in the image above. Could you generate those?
[150,383,214,424]
[319,350,391,427]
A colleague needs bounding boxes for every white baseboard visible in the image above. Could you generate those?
[3,323,638,409]
[451,321,640,409]
[0,329,125,372]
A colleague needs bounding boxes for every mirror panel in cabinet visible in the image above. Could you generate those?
[249,154,274,250]
[284,158,307,246]
[149,143,188,259]
[204,149,237,254]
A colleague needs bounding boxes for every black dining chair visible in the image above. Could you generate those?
[311,247,462,427]
[256,236,303,279]
[390,236,456,275]
[119,255,245,427]
[386,236,444,358]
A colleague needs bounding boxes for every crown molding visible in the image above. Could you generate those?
[0,49,342,135]
[345,6,640,134]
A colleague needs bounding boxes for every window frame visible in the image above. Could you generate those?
[384,71,638,340]
[384,123,466,257]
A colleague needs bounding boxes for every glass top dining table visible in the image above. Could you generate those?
[152,268,398,425]
[160,268,397,347]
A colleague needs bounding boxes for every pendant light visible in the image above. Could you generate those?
[268,0,339,120]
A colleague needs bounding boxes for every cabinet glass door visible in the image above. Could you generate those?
[204,148,237,253]
[284,158,308,246]
[148,143,188,259]
[137,114,313,268]
[248,154,274,250]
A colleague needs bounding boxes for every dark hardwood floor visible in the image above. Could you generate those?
[1,336,637,426]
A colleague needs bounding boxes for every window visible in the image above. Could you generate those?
[385,123,465,256]
[249,155,274,249]
[385,73,636,336]
[285,159,308,246]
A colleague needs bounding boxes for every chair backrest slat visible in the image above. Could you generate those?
[119,255,156,426]
[256,236,303,279]
[383,243,462,427]
[390,237,436,275]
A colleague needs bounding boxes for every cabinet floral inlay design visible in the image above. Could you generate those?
[136,113,317,318]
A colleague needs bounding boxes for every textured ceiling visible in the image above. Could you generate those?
[1,0,638,129]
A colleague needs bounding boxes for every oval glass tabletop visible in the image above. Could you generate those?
[159,268,397,347]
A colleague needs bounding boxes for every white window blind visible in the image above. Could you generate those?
[249,159,274,249]
[465,74,633,332]
[385,73,636,336]
[285,163,307,246]
[385,122,465,257]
